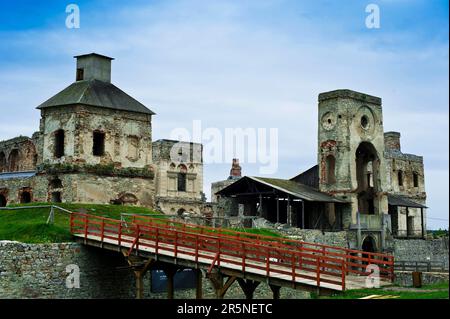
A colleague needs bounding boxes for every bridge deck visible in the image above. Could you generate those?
[70,213,394,292]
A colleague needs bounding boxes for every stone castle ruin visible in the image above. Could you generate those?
[0,53,203,215]
[214,90,427,252]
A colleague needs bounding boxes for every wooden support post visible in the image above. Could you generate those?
[301,200,305,229]
[276,197,280,223]
[121,252,155,300]
[406,207,409,238]
[237,278,260,299]
[269,284,281,299]
[164,266,178,299]
[421,207,425,239]
[259,194,263,218]
[207,272,236,299]
[196,269,203,299]
[287,196,291,227]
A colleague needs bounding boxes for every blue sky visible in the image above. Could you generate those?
[0,0,448,229]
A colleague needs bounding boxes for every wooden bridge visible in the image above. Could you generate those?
[70,212,394,299]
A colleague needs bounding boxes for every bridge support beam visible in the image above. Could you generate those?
[163,265,179,299]
[237,279,260,299]
[269,284,281,299]
[207,272,237,299]
[122,253,155,300]
[196,269,203,299]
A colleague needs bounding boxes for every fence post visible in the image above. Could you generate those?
[341,261,346,291]
[101,220,105,242]
[118,222,122,248]
[266,250,270,276]
[316,257,321,287]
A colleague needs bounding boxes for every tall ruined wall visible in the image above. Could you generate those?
[40,105,153,169]
[317,90,389,226]
[152,140,203,214]
[0,136,38,173]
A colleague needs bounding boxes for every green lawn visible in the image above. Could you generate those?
[318,282,449,299]
[0,202,283,243]
[0,203,158,243]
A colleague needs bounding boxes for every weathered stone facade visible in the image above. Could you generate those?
[0,53,204,214]
[152,140,204,215]
[0,241,310,299]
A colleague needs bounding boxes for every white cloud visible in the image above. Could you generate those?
[0,0,447,228]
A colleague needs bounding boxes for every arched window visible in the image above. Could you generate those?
[398,170,403,187]
[325,155,336,184]
[54,129,65,158]
[177,164,187,192]
[8,149,19,172]
[0,152,6,173]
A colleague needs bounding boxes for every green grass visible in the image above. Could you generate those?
[0,203,158,243]
[1,203,284,244]
[319,282,449,299]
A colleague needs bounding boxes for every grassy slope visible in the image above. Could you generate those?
[319,282,449,299]
[0,203,158,243]
[0,203,282,243]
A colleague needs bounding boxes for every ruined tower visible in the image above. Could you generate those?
[35,53,156,205]
[317,89,389,229]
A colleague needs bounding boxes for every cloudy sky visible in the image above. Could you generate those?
[0,0,448,229]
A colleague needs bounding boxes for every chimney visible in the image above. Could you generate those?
[384,131,401,151]
[229,158,242,179]
[74,53,114,83]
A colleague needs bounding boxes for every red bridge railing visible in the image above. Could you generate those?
[129,214,395,282]
[70,212,394,291]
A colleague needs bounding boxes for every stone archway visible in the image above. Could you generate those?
[362,235,377,253]
[177,208,186,217]
[0,194,7,207]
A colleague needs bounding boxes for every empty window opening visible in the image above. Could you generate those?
[93,131,105,156]
[325,155,336,184]
[76,68,84,81]
[8,149,19,172]
[178,173,187,192]
[50,178,63,189]
[54,129,65,158]
[0,194,6,207]
[20,191,31,204]
[361,115,369,129]
[413,172,419,188]
[0,152,6,172]
[51,192,62,203]
[398,170,403,187]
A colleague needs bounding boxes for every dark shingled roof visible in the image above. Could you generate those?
[217,176,348,203]
[387,194,427,208]
[37,79,155,115]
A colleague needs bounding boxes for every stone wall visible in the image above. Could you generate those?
[393,237,449,269]
[0,241,136,299]
[394,271,449,287]
[0,241,311,299]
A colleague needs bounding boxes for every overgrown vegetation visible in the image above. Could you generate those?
[428,229,449,239]
[37,163,155,179]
